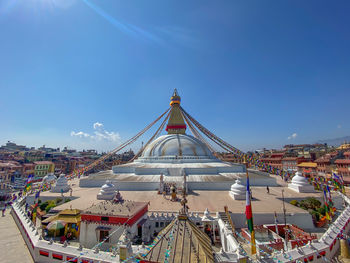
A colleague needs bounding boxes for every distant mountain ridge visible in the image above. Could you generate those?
[316,136,350,146]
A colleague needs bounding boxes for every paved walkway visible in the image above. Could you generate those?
[0,209,33,263]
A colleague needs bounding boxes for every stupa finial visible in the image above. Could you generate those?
[170,89,181,106]
[166,90,186,134]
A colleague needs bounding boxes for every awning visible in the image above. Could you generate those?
[95,226,111,231]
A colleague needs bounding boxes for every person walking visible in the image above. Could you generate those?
[266,186,270,194]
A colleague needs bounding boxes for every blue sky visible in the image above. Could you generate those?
[1,0,350,152]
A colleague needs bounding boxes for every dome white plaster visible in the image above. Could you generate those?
[97,180,117,200]
[51,174,70,193]
[229,177,246,200]
[288,171,315,193]
[230,178,246,193]
[291,171,309,186]
[42,173,56,183]
[141,134,214,159]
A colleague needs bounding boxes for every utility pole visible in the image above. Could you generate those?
[281,189,286,226]
[282,189,288,251]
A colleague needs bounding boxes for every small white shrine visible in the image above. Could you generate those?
[97,180,117,200]
[288,171,315,193]
[42,173,56,184]
[229,177,246,200]
[51,174,70,193]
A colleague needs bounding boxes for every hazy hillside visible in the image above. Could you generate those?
[316,136,350,146]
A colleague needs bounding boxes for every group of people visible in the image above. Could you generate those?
[1,191,21,216]
[162,182,177,195]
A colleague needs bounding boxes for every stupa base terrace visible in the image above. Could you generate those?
[79,167,278,190]
[31,176,323,231]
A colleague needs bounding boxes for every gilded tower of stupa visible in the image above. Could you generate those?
[166,89,187,134]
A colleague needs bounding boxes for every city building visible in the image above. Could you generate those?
[297,162,318,177]
[0,162,22,191]
[42,209,81,239]
[79,199,149,250]
[335,151,350,183]
[34,161,55,178]
[260,152,285,171]
[281,156,308,173]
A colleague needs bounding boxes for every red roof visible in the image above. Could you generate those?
[315,157,330,163]
[34,161,53,165]
[335,159,350,164]
[282,157,298,161]
[0,162,21,168]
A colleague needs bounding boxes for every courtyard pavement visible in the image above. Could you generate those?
[0,209,33,263]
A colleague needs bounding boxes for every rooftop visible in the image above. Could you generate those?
[297,162,317,168]
[34,161,53,165]
[142,215,215,263]
[83,200,148,217]
[335,159,350,164]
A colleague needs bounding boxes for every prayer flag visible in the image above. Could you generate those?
[245,175,256,254]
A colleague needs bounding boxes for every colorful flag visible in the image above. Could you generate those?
[245,175,256,254]
[326,185,334,216]
[323,189,331,220]
[24,175,34,193]
[332,172,340,181]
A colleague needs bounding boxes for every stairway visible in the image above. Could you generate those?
[218,211,234,232]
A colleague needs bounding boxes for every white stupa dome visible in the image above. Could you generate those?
[230,178,246,194]
[229,177,246,200]
[291,171,309,186]
[42,173,56,183]
[51,174,70,193]
[288,171,315,193]
[141,134,214,159]
[97,180,117,200]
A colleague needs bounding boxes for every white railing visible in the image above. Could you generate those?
[272,192,350,263]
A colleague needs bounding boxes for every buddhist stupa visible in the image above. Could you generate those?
[80,90,277,190]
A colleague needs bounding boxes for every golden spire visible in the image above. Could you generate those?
[166,89,186,134]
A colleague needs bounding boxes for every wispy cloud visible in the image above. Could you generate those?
[82,0,162,44]
[337,124,342,129]
[155,26,201,49]
[71,122,120,142]
[287,133,298,140]
[93,122,103,129]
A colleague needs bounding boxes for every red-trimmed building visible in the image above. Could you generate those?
[297,162,317,177]
[79,199,148,250]
[281,156,308,173]
[315,155,331,176]
[260,152,285,171]
[335,151,350,183]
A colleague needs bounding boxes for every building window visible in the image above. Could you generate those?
[99,230,109,242]
[155,222,159,228]
[160,222,164,227]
